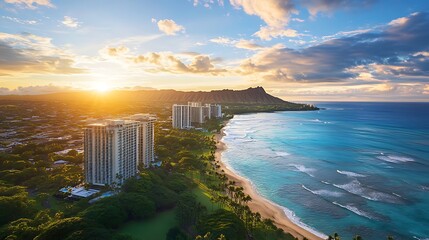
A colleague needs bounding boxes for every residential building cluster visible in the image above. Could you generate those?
[84,114,156,186]
[172,102,222,129]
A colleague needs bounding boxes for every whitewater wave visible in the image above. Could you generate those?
[332,202,374,220]
[275,151,291,157]
[337,170,367,178]
[413,237,429,240]
[220,161,329,239]
[333,180,400,204]
[377,154,415,164]
[302,185,344,197]
[392,192,402,198]
[289,164,316,177]
[280,205,329,239]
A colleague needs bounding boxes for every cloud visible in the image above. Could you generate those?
[99,46,130,58]
[130,52,226,75]
[193,0,224,7]
[0,32,85,76]
[229,0,302,41]
[234,39,263,50]
[62,16,80,28]
[210,37,263,50]
[238,12,429,84]
[254,26,300,40]
[230,0,295,28]
[210,37,232,45]
[2,16,37,25]
[230,0,378,41]
[270,82,429,101]
[292,18,305,22]
[4,0,53,9]
[0,85,75,95]
[157,19,185,35]
[302,0,376,16]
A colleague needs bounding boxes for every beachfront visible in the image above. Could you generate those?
[215,127,325,240]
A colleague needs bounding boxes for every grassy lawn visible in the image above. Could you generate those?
[119,209,176,240]
[193,184,220,213]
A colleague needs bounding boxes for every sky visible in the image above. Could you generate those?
[0,0,429,101]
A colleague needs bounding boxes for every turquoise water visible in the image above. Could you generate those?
[222,102,429,240]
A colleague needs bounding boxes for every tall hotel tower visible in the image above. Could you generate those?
[172,104,191,129]
[84,120,141,186]
[129,114,156,168]
[172,102,222,129]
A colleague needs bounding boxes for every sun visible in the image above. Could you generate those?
[91,81,111,93]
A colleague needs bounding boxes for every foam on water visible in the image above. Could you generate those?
[377,154,415,164]
[279,204,329,239]
[275,151,291,157]
[332,202,375,220]
[337,170,367,178]
[302,185,344,197]
[222,103,429,239]
[333,180,400,204]
[221,155,328,239]
[289,164,316,177]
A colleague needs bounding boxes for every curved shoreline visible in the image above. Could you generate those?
[215,125,326,240]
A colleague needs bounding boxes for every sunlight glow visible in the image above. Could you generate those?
[91,81,111,93]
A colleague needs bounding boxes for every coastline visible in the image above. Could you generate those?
[214,121,325,240]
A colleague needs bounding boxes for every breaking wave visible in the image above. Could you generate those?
[332,202,375,220]
[302,185,344,198]
[377,154,415,164]
[337,170,367,178]
[333,180,400,204]
[289,164,316,177]
[275,151,291,157]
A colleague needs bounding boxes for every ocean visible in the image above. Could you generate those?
[221,102,429,240]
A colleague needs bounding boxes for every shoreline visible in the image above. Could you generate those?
[214,122,325,240]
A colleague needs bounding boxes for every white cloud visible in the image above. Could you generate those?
[234,39,263,50]
[292,18,305,22]
[62,16,80,28]
[389,17,409,26]
[157,19,185,35]
[210,37,232,45]
[2,16,37,25]
[210,37,263,51]
[254,26,300,41]
[193,0,224,7]
[0,32,84,76]
[131,51,226,75]
[4,0,53,9]
[229,0,302,41]
[230,0,295,28]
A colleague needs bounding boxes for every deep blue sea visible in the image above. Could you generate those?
[222,102,429,240]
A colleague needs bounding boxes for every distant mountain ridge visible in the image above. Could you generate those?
[0,87,288,104]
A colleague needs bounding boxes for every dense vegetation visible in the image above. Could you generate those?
[0,100,397,240]
[0,100,297,240]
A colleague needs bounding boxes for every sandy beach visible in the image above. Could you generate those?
[215,127,325,240]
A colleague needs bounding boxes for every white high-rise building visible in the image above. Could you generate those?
[129,114,156,168]
[190,106,204,124]
[84,120,140,186]
[172,102,222,128]
[172,104,191,129]
[202,104,211,120]
[210,104,222,118]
